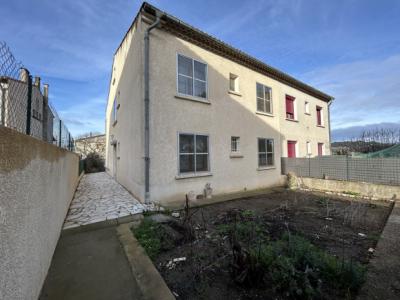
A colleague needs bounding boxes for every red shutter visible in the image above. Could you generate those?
[288,141,296,158]
[286,96,294,114]
[316,107,322,125]
[318,143,323,156]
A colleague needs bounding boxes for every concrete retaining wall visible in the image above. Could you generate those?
[299,177,400,200]
[0,127,79,300]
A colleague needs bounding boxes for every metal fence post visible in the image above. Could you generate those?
[346,155,349,181]
[308,156,311,177]
[58,119,62,147]
[26,75,32,135]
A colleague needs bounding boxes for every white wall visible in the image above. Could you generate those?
[0,127,79,300]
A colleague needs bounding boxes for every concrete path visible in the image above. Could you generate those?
[39,226,143,300]
[64,172,146,229]
[358,201,400,299]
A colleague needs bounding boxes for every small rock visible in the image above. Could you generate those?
[173,257,186,263]
[171,212,180,218]
[368,248,375,253]
[325,217,333,221]
[173,291,179,297]
[358,233,367,237]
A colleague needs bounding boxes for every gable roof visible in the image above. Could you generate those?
[122,2,334,102]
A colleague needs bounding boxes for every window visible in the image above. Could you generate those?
[306,141,311,156]
[286,95,295,120]
[318,143,324,156]
[231,136,240,152]
[316,106,323,126]
[179,134,209,174]
[288,141,297,158]
[229,73,239,93]
[177,54,207,99]
[112,97,117,124]
[305,101,310,114]
[256,83,272,114]
[258,138,274,167]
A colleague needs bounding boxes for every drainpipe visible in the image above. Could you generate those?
[144,12,162,204]
[327,98,334,154]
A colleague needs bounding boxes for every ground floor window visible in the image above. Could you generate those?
[318,143,324,156]
[288,140,297,158]
[258,138,274,167]
[179,133,209,173]
[231,136,240,152]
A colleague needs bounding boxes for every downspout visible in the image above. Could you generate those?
[327,98,334,154]
[144,12,162,204]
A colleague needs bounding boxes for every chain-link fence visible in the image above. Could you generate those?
[0,41,74,150]
[281,156,400,186]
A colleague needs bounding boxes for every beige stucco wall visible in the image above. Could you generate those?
[0,127,79,300]
[105,16,331,205]
[105,17,145,201]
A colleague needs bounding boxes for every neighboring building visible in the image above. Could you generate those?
[105,2,334,205]
[0,68,53,143]
[74,134,106,159]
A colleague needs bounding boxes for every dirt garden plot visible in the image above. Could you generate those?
[132,190,392,300]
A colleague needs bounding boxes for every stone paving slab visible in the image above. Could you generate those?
[63,172,150,229]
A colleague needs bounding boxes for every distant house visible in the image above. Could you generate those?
[74,134,106,159]
[105,2,334,205]
[0,68,53,143]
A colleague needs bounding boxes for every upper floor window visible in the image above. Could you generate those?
[258,138,274,167]
[229,73,239,93]
[112,96,117,124]
[179,133,209,174]
[305,101,310,114]
[286,95,295,120]
[256,83,272,114]
[316,106,323,126]
[177,54,207,99]
[231,136,240,152]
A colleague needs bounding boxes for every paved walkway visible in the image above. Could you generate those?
[64,172,146,229]
[39,226,143,300]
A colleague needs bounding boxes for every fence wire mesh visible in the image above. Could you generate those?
[0,41,74,150]
[281,156,400,186]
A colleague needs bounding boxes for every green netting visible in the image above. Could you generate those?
[356,144,400,158]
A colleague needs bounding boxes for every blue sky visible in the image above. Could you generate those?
[2,0,400,140]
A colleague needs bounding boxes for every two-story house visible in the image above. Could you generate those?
[105,2,334,205]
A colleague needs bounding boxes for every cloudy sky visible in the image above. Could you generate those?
[1,0,399,140]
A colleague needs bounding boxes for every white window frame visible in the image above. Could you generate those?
[229,73,239,93]
[258,138,274,167]
[256,83,273,114]
[176,53,208,100]
[306,141,312,156]
[178,133,210,175]
[231,136,240,153]
[305,101,310,114]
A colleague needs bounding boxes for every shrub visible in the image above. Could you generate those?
[83,152,105,173]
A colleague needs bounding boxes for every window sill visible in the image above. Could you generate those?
[286,118,299,122]
[230,152,243,158]
[305,112,311,115]
[228,90,242,97]
[256,111,274,117]
[175,94,210,104]
[317,125,325,128]
[175,172,212,180]
[257,166,276,171]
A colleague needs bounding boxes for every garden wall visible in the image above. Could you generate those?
[0,126,79,300]
[299,177,400,200]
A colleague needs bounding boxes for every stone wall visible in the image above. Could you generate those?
[0,126,79,300]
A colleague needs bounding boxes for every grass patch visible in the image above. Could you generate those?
[131,219,175,260]
[342,191,361,197]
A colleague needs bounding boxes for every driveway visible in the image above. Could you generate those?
[64,172,146,229]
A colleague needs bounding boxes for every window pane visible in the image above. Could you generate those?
[229,78,235,91]
[258,139,266,152]
[180,154,195,173]
[179,134,194,153]
[178,75,193,96]
[178,55,193,76]
[194,61,206,81]
[195,154,208,172]
[194,80,207,98]
[256,83,263,98]
[267,139,273,152]
[267,153,274,166]
[265,100,271,114]
[258,153,267,166]
[257,98,265,112]
[196,135,208,153]
[264,87,271,100]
